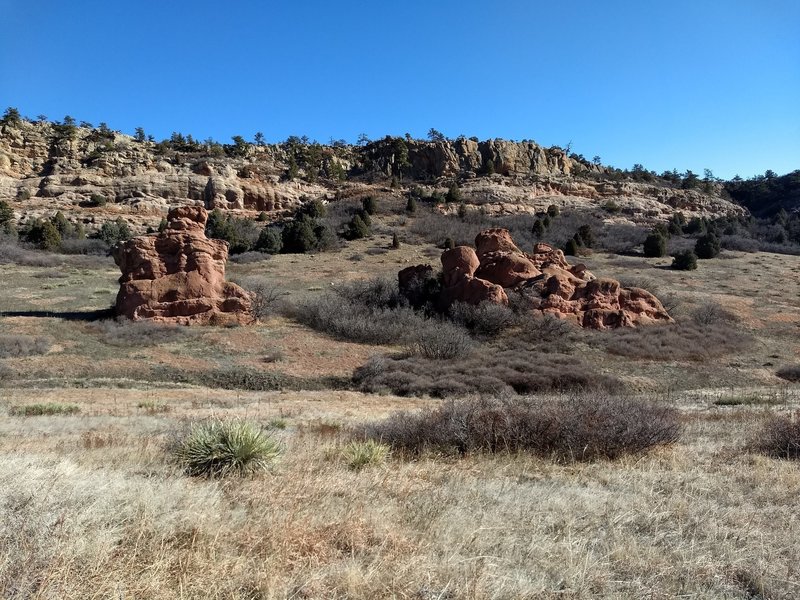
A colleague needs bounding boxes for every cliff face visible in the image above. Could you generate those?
[0,120,747,231]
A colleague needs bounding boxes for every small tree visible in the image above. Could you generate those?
[458,202,467,220]
[564,238,579,256]
[547,204,560,218]
[695,233,721,259]
[445,182,461,203]
[392,232,401,249]
[134,127,146,142]
[406,196,417,214]
[427,128,446,142]
[362,196,377,215]
[254,132,265,146]
[672,249,698,270]
[26,219,62,250]
[0,200,13,226]
[1,107,22,126]
[575,224,594,247]
[281,216,319,253]
[255,227,282,254]
[444,237,455,250]
[158,217,168,232]
[643,232,667,257]
[347,214,370,240]
[532,219,545,238]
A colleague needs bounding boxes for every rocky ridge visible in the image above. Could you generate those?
[0,119,746,234]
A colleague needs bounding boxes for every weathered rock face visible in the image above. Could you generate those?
[113,206,252,325]
[400,228,672,330]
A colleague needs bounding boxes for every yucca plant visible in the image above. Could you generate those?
[174,419,281,477]
[341,439,390,471]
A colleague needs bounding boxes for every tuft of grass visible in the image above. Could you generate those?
[172,419,281,477]
[267,418,288,430]
[340,439,390,470]
[137,400,170,414]
[9,402,80,416]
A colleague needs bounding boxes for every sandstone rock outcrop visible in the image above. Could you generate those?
[113,206,252,325]
[400,228,672,330]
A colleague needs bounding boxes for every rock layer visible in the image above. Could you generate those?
[401,228,672,330]
[113,206,252,325]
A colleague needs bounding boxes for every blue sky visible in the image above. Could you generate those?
[1,0,798,179]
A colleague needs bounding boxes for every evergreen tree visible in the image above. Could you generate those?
[643,232,667,257]
[695,233,721,259]
[255,227,282,253]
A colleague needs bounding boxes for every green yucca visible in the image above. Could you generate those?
[175,419,281,477]
[341,439,390,471]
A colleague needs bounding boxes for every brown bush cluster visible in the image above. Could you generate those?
[357,395,682,461]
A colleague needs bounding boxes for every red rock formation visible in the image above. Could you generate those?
[113,206,253,325]
[399,228,672,330]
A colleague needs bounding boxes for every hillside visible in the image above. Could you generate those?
[0,117,745,234]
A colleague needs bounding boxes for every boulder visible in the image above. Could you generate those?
[113,206,253,325]
[399,228,672,330]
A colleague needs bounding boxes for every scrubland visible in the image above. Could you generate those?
[2,202,800,599]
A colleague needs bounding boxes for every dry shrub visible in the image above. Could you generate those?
[605,322,752,361]
[751,412,800,460]
[776,365,800,383]
[354,347,621,398]
[690,301,739,326]
[448,301,517,337]
[409,321,474,359]
[0,335,51,358]
[88,319,194,346]
[358,395,681,460]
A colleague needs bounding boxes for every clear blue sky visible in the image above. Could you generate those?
[1,0,798,179]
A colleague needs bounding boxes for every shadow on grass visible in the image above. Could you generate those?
[0,308,115,321]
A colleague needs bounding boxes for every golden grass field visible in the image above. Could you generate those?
[1,231,800,599]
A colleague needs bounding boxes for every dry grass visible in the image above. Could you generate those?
[1,389,800,598]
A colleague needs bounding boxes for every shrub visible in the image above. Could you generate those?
[391,232,401,249]
[532,219,545,238]
[346,213,370,240]
[643,232,667,257]
[448,301,516,337]
[172,418,281,477]
[605,322,751,361]
[691,302,738,326]
[575,224,594,247]
[87,194,107,207]
[0,200,13,226]
[256,211,269,222]
[89,319,193,346]
[25,219,62,250]
[137,401,170,414]
[340,439,390,470]
[361,196,377,215]
[547,204,559,217]
[354,344,621,398]
[9,403,80,416]
[671,249,698,270]
[254,227,282,253]
[97,218,132,246]
[205,210,259,253]
[445,183,461,203]
[751,413,800,460]
[564,238,579,256]
[695,233,721,259]
[281,215,321,253]
[443,237,455,250]
[359,395,681,460]
[300,198,327,219]
[776,365,800,382]
[410,320,474,360]
[0,334,51,357]
[240,278,286,320]
[406,196,417,214]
